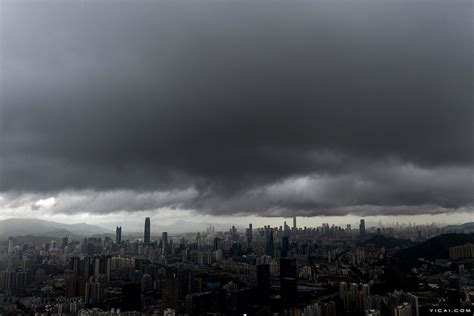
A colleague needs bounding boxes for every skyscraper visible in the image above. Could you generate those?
[115,226,121,244]
[162,232,168,254]
[213,237,221,251]
[246,223,253,251]
[359,219,366,238]
[144,217,151,244]
[265,226,274,257]
[257,264,270,303]
[281,236,289,258]
[62,236,69,249]
[121,282,141,311]
[280,257,297,306]
[293,216,297,230]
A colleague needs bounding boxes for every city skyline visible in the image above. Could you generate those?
[1,214,472,315]
[1,212,474,235]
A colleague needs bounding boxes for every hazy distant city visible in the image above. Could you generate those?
[1,0,473,315]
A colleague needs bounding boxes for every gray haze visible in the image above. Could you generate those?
[1,0,473,218]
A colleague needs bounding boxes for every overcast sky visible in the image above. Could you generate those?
[1,0,473,227]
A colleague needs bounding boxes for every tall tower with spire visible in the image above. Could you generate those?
[144,217,151,244]
[115,226,121,244]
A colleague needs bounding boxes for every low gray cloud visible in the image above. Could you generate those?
[1,0,473,217]
[186,161,474,216]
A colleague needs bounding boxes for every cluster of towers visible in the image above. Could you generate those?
[115,218,168,253]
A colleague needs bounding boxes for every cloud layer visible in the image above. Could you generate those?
[1,0,473,217]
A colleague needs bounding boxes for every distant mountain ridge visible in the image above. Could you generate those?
[443,222,474,232]
[398,233,474,260]
[99,219,241,234]
[0,218,111,237]
[0,218,238,237]
[365,235,415,249]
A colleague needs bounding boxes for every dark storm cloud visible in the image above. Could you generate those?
[1,0,473,216]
